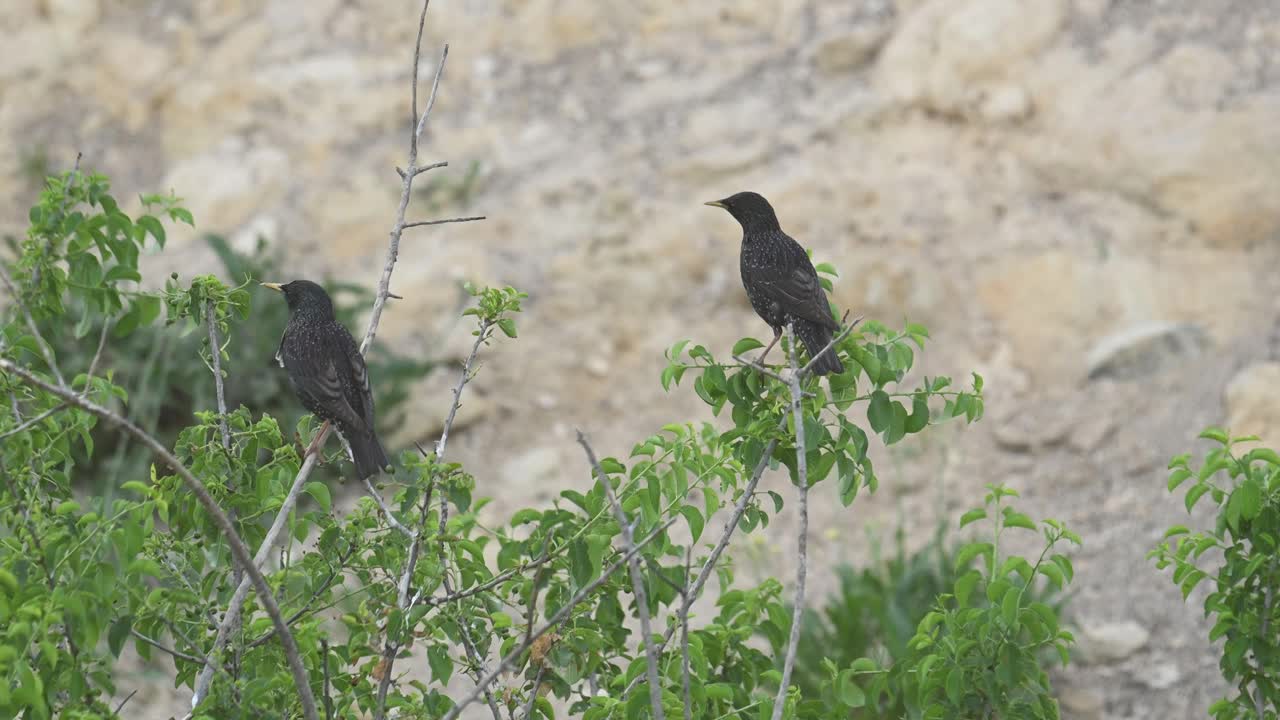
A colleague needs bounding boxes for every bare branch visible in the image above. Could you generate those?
[518,664,547,720]
[321,638,334,720]
[441,516,680,720]
[681,545,694,720]
[577,430,665,720]
[0,402,68,440]
[205,301,232,452]
[0,263,66,388]
[396,160,449,179]
[772,321,809,720]
[130,629,209,666]
[415,44,448,143]
[403,215,486,230]
[363,477,415,539]
[85,317,110,388]
[0,358,318,720]
[114,689,139,716]
[437,320,490,458]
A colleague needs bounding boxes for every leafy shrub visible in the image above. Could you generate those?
[1152,428,1280,718]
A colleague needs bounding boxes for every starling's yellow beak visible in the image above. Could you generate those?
[260,282,284,293]
[704,200,727,209]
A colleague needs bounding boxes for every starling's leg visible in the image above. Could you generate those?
[755,327,783,365]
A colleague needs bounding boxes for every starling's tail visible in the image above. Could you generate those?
[350,430,392,479]
[797,320,845,376]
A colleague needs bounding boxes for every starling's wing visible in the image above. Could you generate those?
[335,328,377,430]
[754,236,839,331]
[286,332,369,435]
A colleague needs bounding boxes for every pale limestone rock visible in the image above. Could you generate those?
[1077,619,1150,663]
[1226,363,1280,444]
[160,141,290,243]
[878,0,1066,116]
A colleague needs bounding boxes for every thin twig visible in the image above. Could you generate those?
[0,402,68,440]
[321,638,334,720]
[403,216,486,230]
[129,629,208,666]
[681,545,694,720]
[1256,557,1277,720]
[437,320,489,458]
[363,477,415,539]
[577,431,665,720]
[0,358,319,720]
[441,516,679,720]
[772,322,809,720]
[519,665,547,720]
[114,689,138,716]
[85,318,110,389]
[0,263,66,388]
[244,544,358,650]
[205,302,232,452]
[798,312,861,377]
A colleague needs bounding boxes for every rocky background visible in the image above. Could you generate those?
[5,0,1280,717]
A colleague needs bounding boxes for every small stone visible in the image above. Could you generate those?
[1142,661,1181,690]
[812,25,890,74]
[503,446,561,486]
[585,356,610,377]
[992,406,1072,453]
[1068,415,1115,453]
[977,83,1033,123]
[1057,685,1104,720]
[1078,619,1149,663]
[1085,322,1209,381]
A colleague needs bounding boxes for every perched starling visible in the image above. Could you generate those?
[705,191,845,376]
[262,280,391,479]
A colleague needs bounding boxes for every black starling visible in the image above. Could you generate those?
[262,280,391,479]
[705,191,845,376]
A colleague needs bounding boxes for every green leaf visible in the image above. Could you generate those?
[1198,427,1230,445]
[1167,468,1192,492]
[1184,483,1212,513]
[1001,588,1021,628]
[108,616,131,657]
[104,265,142,284]
[136,214,166,247]
[569,540,592,588]
[867,391,891,433]
[679,506,705,543]
[905,392,929,433]
[959,508,986,529]
[884,401,908,445]
[304,481,331,513]
[732,337,765,355]
[491,612,513,629]
[837,669,866,708]
[955,542,992,571]
[428,644,454,685]
[954,571,980,607]
[945,667,964,704]
[1001,508,1036,531]
[497,317,518,338]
